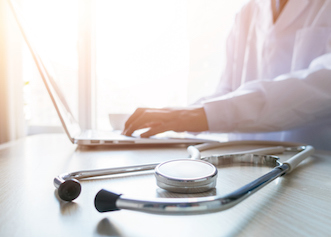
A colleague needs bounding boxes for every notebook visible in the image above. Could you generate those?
[10,0,212,146]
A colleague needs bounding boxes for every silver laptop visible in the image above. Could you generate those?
[10,0,212,146]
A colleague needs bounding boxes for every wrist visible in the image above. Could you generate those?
[178,107,209,132]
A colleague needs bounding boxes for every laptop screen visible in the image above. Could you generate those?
[9,0,81,142]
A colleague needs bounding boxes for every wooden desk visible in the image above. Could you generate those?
[0,134,330,237]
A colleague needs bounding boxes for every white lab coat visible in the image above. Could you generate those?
[201,0,331,150]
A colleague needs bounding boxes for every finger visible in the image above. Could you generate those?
[122,108,171,136]
[124,121,162,136]
[123,112,162,136]
[140,119,178,137]
[123,108,146,132]
[123,108,164,131]
[140,124,169,138]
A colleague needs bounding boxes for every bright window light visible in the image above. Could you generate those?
[95,0,246,130]
[19,0,246,132]
[20,0,79,128]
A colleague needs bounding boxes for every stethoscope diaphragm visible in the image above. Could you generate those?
[154,159,218,194]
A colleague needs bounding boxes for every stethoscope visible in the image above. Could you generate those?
[54,140,314,215]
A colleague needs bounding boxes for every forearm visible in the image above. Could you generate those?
[203,54,331,133]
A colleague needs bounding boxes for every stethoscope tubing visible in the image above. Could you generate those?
[98,163,289,215]
[54,140,314,215]
[54,141,296,201]
[95,145,314,215]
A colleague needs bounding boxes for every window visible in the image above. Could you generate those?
[20,0,246,133]
[19,0,79,133]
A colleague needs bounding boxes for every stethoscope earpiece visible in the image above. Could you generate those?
[56,178,81,202]
[54,141,314,215]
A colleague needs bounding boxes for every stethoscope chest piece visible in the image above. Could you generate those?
[154,159,218,194]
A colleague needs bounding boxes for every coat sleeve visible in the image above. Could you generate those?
[202,53,331,133]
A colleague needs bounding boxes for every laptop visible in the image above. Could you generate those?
[10,0,213,146]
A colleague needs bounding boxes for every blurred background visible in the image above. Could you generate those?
[0,0,246,144]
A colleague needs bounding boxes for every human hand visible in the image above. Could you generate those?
[122,107,209,137]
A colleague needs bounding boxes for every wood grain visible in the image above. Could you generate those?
[0,134,330,237]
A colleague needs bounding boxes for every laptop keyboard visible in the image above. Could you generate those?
[82,129,127,139]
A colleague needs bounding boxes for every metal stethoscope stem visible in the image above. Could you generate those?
[95,145,314,215]
[54,163,159,201]
[54,141,288,201]
[54,141,314,215]
[103,163,289,215]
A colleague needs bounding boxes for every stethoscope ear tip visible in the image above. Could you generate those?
[95,189,121,213]
[57,179,81,202]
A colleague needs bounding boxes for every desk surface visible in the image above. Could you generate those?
[0,134,330,237]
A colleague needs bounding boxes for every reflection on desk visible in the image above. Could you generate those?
[0,134,330,237]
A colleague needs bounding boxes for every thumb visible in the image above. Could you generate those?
[140,125,169,138]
